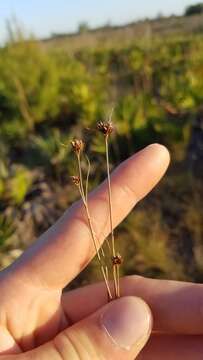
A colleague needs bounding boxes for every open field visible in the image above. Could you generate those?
[0,14,202,287]
[44,14,203,52]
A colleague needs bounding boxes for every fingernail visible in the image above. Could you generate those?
[101,296,151,350]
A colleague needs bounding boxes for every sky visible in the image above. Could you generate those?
[0,0,200,43]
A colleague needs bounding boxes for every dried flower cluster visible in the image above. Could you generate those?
[112,254,123,266]
[71,139,85,154]
[70,176,80,186]
[67,114,122,300]
[97,121,114,136]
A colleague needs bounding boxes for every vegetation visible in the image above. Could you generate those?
[78,22,90,34]
[185,3,203,16]
[0,19,202,286]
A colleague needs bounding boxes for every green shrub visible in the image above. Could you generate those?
[7,165,33,205]
[185,3,203,16]
[0,216,14,247]
[0,38,61,130]
[120,210,185,280]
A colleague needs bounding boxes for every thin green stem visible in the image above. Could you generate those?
[85,154,106,258]
[76,153,113,300]
[85,153,111,256]
[105,134,121,298]
[105,136,116,257]
[78,178,101,261]
[85,155,91,204]
[101,266,112,301]
[116,265,121,298]
[77,154,101,258]
[85,203,112,299]
[77,153,85,200]
[113,265,118,298]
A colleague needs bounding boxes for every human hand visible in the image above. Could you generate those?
[0,144,199,360]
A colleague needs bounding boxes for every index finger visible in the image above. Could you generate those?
[9,144,170,290]
[62,276,203,335]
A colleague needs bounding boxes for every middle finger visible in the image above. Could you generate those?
[138,334,203,360]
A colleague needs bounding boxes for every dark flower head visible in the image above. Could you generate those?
[112,254,123,266]
[97,121,114,136]
[70,176,80,186]
[71,139,85,154]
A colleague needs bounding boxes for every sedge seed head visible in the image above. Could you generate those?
[71,139,85,154]
[70,175,80,186]
[97,121,114,136]
[112,254,123,266]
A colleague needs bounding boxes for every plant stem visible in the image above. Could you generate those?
[116,264,120,297]
[85,203,112,300]
[77,153,85,200]
[85,154,105,258]
[105,136,116,256]
[76,153,113,300]
[105,135,120,298]
[85,155,91,204]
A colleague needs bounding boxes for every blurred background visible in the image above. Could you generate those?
[0,0,202,288]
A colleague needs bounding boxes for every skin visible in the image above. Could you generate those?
[0,143,202,359]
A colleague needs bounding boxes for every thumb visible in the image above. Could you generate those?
[30,296,152,360]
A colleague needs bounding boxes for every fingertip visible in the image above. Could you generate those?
[101,296,152,352]
[121,143,170,202]
[146,143,170,167]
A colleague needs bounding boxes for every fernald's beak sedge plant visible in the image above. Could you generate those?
[70,139,113,300]
[96,120,123,299]
[63,116,123,301]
